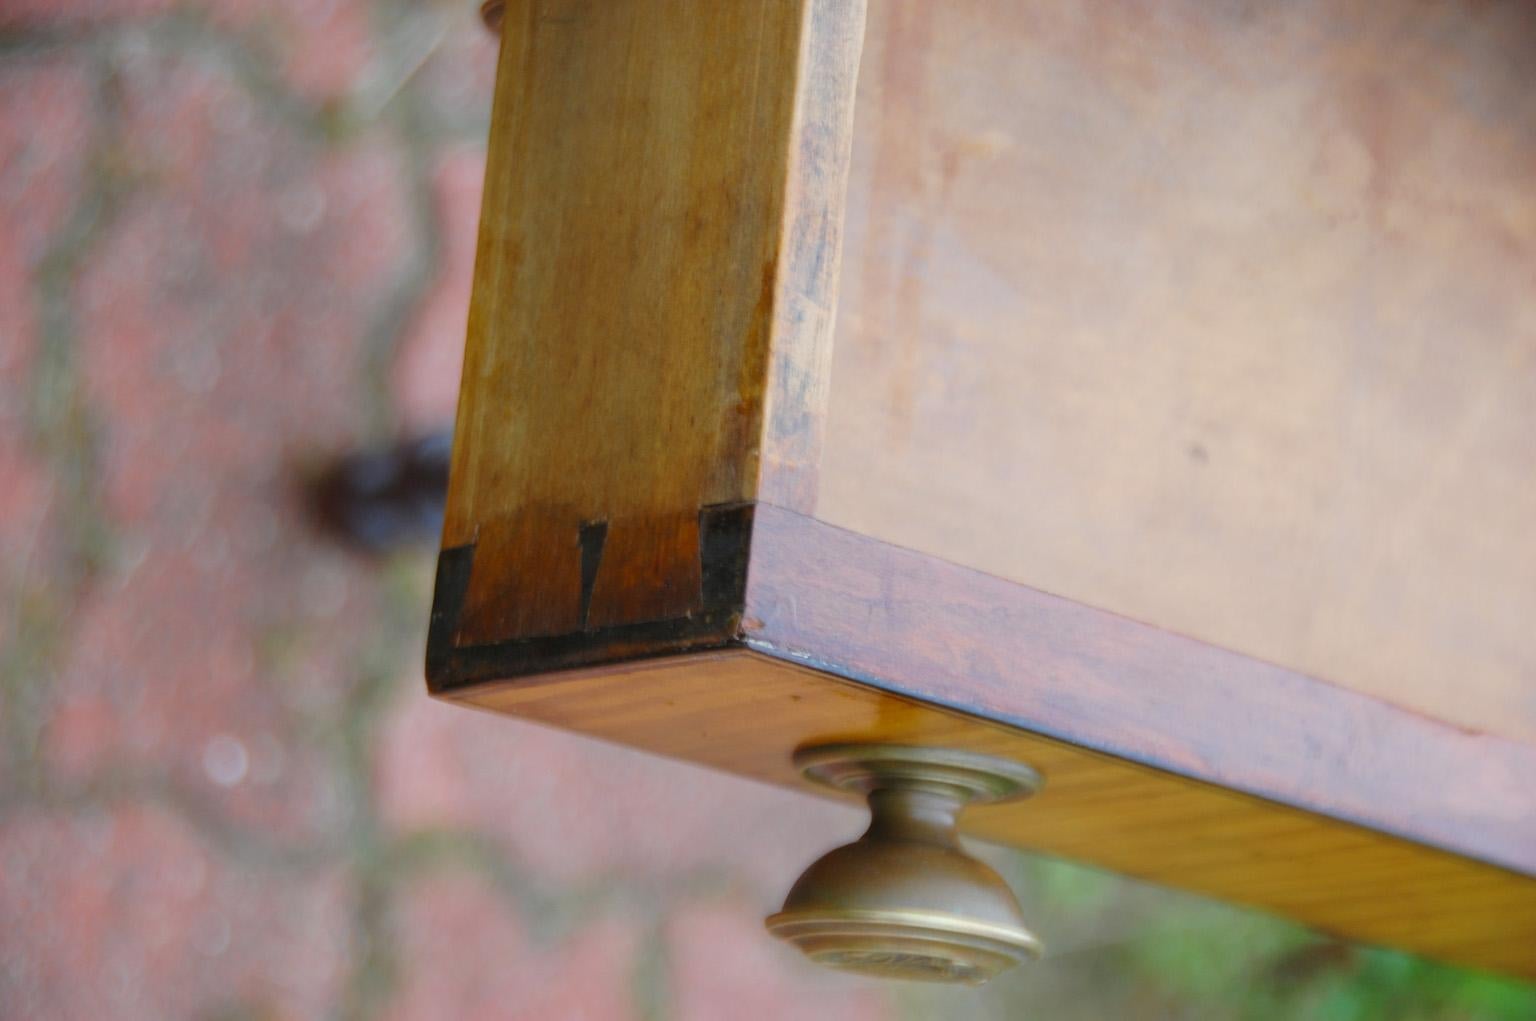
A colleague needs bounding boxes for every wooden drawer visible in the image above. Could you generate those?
[431,0,1536,979]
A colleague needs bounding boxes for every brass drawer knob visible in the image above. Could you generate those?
[766,744,1044,985]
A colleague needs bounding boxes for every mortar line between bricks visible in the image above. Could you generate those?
[318,11,474,1014]
[2,43,126,803]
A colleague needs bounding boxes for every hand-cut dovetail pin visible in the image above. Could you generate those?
[767,744,1044,985]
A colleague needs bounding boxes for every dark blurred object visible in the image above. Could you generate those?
[481,1,504,34]
[308,430,452,552]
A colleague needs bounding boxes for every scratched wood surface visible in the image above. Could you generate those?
[448,650,1536,979]
[445,0,863,649]
[820,0,1536,743]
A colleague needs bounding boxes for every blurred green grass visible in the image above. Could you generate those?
[899,851,1536,1020]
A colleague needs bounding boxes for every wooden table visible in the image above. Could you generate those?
[430,0,1536,979]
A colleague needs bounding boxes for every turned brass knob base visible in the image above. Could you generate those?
[766,744,1044,985]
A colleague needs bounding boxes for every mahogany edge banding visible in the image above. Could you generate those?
[740,502,1536,880]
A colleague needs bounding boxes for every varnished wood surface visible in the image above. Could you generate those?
[820,0,1536,743]
[446,0,863,648]
[742,504,1536,876]
[446,650,1536,979]
[432,0,1536,979]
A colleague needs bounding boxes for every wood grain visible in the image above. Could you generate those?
[446,650,1536,979]
[756,0,867,512]
[742,504,1536,878]
[444,0,864,648]
[431,0,1536,981]
[820,0,1536,743]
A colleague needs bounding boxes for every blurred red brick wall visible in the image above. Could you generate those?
[0,3,891,1017]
